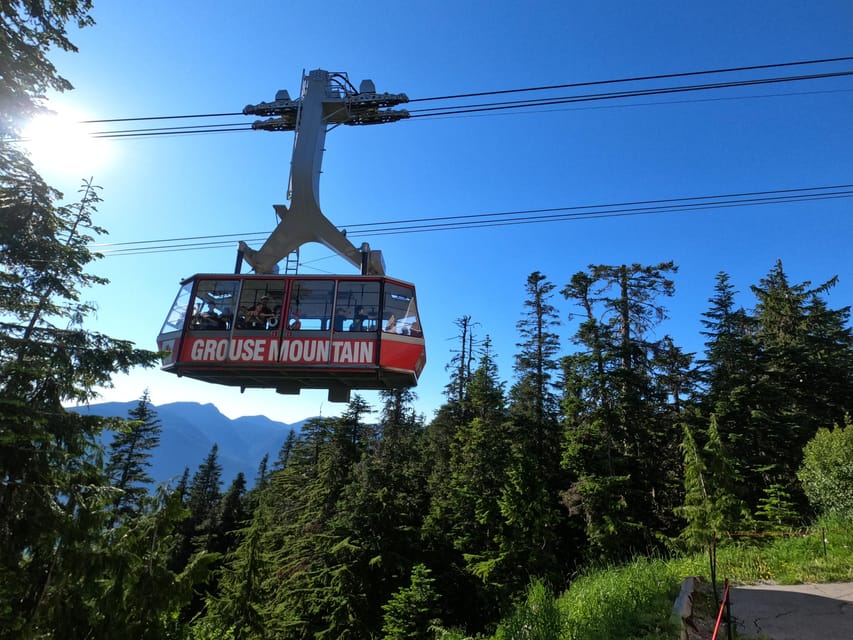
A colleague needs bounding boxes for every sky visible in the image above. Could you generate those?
[21,1,853,425]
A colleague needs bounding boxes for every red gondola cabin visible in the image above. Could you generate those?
[157,274,426,402]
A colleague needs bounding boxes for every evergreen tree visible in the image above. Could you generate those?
[105,390,162,522]
[244,454,269,515]
[0,0,95,133]
[381,564,440,640]
[754,484,801,530]
[254,453,269,487]
[323,389,430,636]
[699,272,754,414]
[424,340,515,630]
[444,315,478,414]
[253,400,378,638]
[500,272,565,588]
[426,316,483,492]
[0,59,155,636]
[560,262,684,558]
[510,272,561,451]
[676,417,747,550]
[206,504,271,639]
[171,445,225,623]
[273,429,296,471]
[174,467,191,501]
[186,444,224,552]
[751,261,853,493]
[701,262,853,519]
[87,487,216,640]
[213,472,248,557]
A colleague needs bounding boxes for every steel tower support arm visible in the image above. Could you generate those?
[239,70,407,275]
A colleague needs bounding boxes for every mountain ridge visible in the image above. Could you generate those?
[72,401,311,487]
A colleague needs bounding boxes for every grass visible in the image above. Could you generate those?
[558,556,684,640]
[713,519,853,584]
[461,518,853,640]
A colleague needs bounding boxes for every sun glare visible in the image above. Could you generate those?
[21,108,112,178]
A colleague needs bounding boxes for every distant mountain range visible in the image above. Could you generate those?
[73,401,311,488]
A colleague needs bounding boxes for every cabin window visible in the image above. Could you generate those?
[334,281,381,332]
[188,279,240,331]
[382,283,422,337]
[288,280,336,331]
[235,280,285,331]
[160,281,194,334]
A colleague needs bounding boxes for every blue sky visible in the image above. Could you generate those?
[25,1,853,424]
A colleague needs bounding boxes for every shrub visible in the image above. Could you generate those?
[798,419,853,518]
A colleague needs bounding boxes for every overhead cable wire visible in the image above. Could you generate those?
[95,184,853,256]
[88,121,249,136]
[89,125,252,139]
[406,55,853,102]
[407,70,853,119]
[78,69,853,138]
[330,183,853,229]
[16,55,850,141]
[409,70,853,114]
[81,111,243,124]
[73,55,853,122]
[356,192,853,238]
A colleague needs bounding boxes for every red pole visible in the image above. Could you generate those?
[711,579,731,640]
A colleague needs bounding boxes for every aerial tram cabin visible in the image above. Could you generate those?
[157,273,425,402]
[156,69,425,402]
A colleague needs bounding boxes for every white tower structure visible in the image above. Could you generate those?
[238,70,409,275]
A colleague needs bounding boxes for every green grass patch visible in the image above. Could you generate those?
[471,518,853,640]
[558,556,683,640]
[714,518,853,584]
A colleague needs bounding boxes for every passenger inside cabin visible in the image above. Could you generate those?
[205,302,227,329]
[193,301,226,330]
[384,315,397,333]
[244,297,274,328]
[333,307,347,331]
[351,306,369,331]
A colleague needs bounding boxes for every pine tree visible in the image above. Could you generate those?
[207,505,270,639]
[702,262,853,519]
[324,389,430,636]
[424,340,515,630]
[0,0,95,133]
[213,472,248,556]
[676,417,746,550]
[244,454,269,515]
[187,444,224,552]
[254,453,269,487]
[381,564,440,640]
[253,400,379,638]
[699,272,754,415]
[751,261,853,487]
[499,272,566,588]
[273,429,296,471]
[105,390,162,522]
[560,262,684,558]
[444,315,478,415]
[0,6,209,635]
[87,487,215,640]
[170,445,225,623]
[510,272,561,450]
[0,165,155,638]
